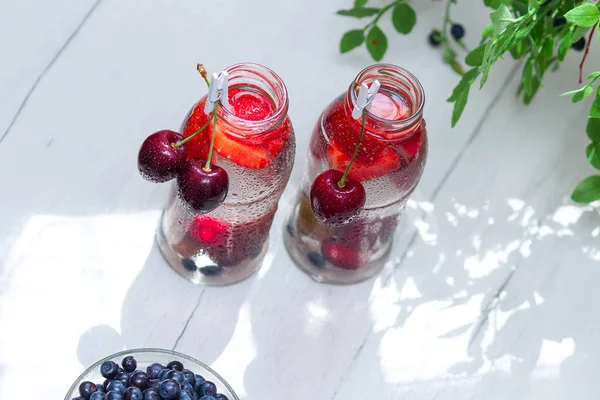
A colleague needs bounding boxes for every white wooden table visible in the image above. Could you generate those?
[2,1,600,399]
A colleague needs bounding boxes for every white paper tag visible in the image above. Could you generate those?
[204,71,229,113]
[351,80,381,119]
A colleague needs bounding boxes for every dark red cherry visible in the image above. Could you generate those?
[177,160,228,213]
[138,130,187,183]
[310,169,366,226]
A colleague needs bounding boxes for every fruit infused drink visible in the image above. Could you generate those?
[157,63,295,285]
[284,64,426,284]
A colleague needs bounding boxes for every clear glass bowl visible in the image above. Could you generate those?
[64,348,239,400]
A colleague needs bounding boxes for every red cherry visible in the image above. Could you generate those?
[310,169,366,226]
[138,130,188,183]
[321,237,369,270]
[177,160,228,213]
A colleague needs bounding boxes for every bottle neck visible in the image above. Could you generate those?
[343,64,425,140]
[215,63,289,137]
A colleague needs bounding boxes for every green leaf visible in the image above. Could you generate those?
[523,76,540,104]
[564,2,600,28]
[337,7,380,18]
[591,88,600,118]
[490,4,517,35]
[571,175,600,203]
[366,25,387,61]
[465,44,486,66]
[340,30,364,53]
[558,28,574,61]
[574,85,594,103]
[542,37,554,60]
[391,3,416,34]
[447,68,480,127]
[354,0,368,6]
[588,117,600,141]
[523,58,534,96]
[482,24,494,38]
[588,72,600,82]
[586,143,600,170]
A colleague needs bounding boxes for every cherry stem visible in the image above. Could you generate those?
[579,24,597,84]
[204,105,218,170]
[338,109,367,188]
[197,64,211,88]
[172,118,211,148]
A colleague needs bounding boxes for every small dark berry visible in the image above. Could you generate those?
[128,371,149,390]
[106,381,127,394]
[428,30,441,47]
[307,251,325,268]
[199,265,222,276]
[147,379,161,390]
[214,395,229,400]
[118,368,124,374]
[101,361,120,380]
[572,37,586,51]
[198,381,217,397]
[182,382,195,395]
[193,375,205,392]
[179,392,194,400]
[143,388,160,400]
[72,397,86,400]
[115,372,130,385]
[158,369,170,381]
[146,363,164,380]
[124,387,143,400]
[451,23,465,40]
[105,391,123,400]
[166,360,184,371]
[121,356,137,373]
[90,393,106,400]
[182,370,196,385]
[79,382,98,399]
[96,384,106,393]
[199,396,216,400]
[166,370,185,385]
[158,379,181,400]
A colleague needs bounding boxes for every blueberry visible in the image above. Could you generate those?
[572,37,586,51]
[182,382,195,396]
[451,23,465,40]
[179,391,194,400]
[124,387,143,400]
[79,382,98,399]
[307,251,325,268]
[143,388,160,400]
[118,367,125,374]
[181,369,195,385]
[166,361,184,371]
[147,379,161,390]
[158,379,181,400]
[199,265,223,276]
[166,370,185,385]
[199,396,215,400]
[128,371,149,390]
[106,392,123,400]
[428,30,441,47]
[146,363,164,380]
[214,395,228,400]
[182,259,197,271]
[121,356,137,373]
[101,361,120,379]
[198,381,216,397]
[158,369,170,381]
[90,394,106,400]
[553,16,566,27]
[115,372,130,385]
[106,380,127,394]
[192,375,205,392]
[72,397,86,400]
[286,222,295,237]
[96,384,106,393]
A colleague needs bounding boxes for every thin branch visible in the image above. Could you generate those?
[579,23,597,84]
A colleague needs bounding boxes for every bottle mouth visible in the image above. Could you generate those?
[217,63,289,134]
[349,64,425,136]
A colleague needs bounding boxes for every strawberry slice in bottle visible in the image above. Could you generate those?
[328,143,401,182]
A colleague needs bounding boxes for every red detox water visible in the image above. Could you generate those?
[157,63,295,285]
[284,64,427,284]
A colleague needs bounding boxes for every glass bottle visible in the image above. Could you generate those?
[157,63,295,285]
[284,63,426,284]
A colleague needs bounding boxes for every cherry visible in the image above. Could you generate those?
[177,160,228,213]
[310,169,366,226]
[138,130,187,183]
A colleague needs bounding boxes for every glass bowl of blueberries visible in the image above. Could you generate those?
[64,348,238,400]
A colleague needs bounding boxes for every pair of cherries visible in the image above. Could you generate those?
[137,65,228,214]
